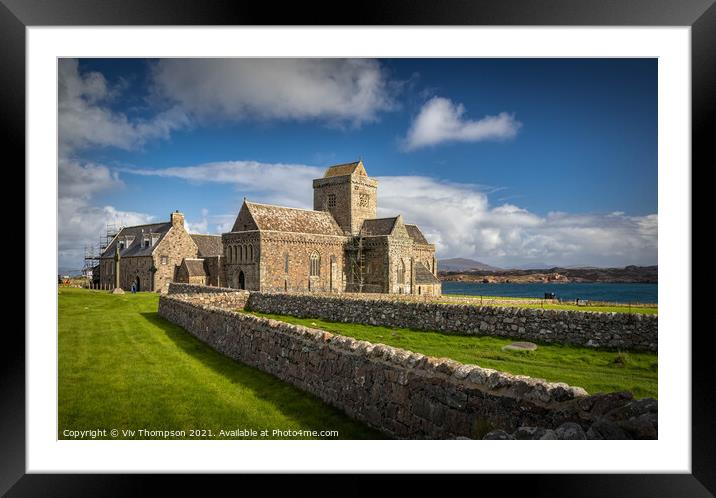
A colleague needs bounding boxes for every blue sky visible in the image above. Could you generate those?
[58,58,657,271]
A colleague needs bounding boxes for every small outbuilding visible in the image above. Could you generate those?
[176,258,208,285]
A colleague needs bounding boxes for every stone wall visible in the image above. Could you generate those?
[116,255,155,292]
[153,224,200,292]
[245,293,657,352]
[258,232,346,293]
[203,255,225,287]
[158,293,657,439]
[222,231,260,290]
[166,284,250,309]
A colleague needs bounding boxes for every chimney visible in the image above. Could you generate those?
[171,210,185,228]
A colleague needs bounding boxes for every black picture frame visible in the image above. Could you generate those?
[4,0,711,494]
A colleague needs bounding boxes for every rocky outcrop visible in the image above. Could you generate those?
[441,265,658,284]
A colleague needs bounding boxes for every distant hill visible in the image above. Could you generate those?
[439,265,657,284]
[506,263,617,271]
[439,258,502,272]
[509,263,554,270]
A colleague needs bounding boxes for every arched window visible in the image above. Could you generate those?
[309,251,320,277]
[248,244,253,261]
[284,253,289,273]
[233,245,237,263]
[397,259,406,284]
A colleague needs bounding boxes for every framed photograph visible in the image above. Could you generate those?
[7,0,712,494]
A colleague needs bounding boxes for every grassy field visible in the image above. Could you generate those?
[58,288,382,440]
[439,295,658,315]
[470,303,658,314]
[248,312,658,399]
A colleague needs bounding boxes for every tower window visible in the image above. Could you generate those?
[328,193,336,207]
[359,193,369,207]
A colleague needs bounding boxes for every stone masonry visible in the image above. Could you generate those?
[245,292,658,352]
[158,286,658,439]
[220,161,441,296]
[98,212,226,292]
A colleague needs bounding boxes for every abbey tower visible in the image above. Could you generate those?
[312,160,378,235]
[222,159,440,295]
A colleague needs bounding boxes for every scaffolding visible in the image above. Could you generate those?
[347,234,365,293]
[82,223,122,282]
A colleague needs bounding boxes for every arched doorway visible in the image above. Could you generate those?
[238,270,245,290]
[134,275,141,292]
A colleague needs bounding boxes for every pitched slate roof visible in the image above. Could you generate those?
[245,201,344,236]
[405,224,430,245]
[323,160,366,178]
[415,261,441,285]
[101,222,172,258]
[191,234,223,257]
[183,258,207,277]
[360,217,398,237]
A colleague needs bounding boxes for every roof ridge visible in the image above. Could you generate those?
[326,160,360,168]
[246,201,328,214]
[118,221,170,230]
[365,216,399,221]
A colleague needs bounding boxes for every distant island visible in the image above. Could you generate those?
[438,261,657,284]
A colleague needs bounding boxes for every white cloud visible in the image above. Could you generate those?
[58,158,123,200]
[58,59,189,155]
[57,157,157,270]
[150,58,397,126]
[121,160,323,209]
[59,58,399,157]
[58,197,155,271]
[122,161,657,267]
[377,175,656,266]
[185,208,236,235]
[402,96,521,150]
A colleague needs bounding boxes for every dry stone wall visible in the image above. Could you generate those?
[158,292,657,439]
[245,293,658,352]
[167,283,250,308]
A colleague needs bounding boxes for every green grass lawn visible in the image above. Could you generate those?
[58,288,382,440]
[439,296,658,315]
[247,311,658,399]
[476,303,658,314]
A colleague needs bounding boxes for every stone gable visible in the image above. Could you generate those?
[220,160,440,296]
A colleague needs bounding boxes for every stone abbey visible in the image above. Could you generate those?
[98,161,440,296]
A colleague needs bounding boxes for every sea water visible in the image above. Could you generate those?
[441,281,657,304]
